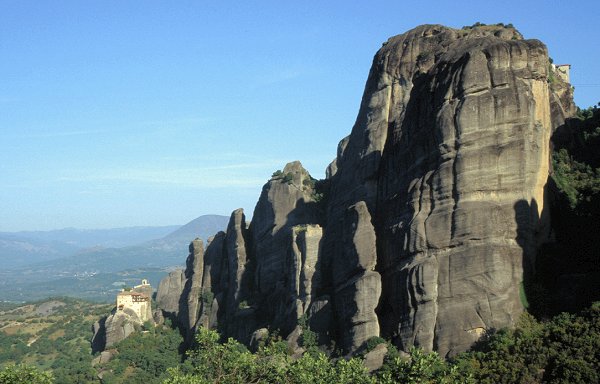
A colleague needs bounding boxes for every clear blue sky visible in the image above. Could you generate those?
[1,0,598,231]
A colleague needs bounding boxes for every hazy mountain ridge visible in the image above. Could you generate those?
[0,215,229,302]
[0,225,180,269]
[6,225,182,247]
[0,233,81,269]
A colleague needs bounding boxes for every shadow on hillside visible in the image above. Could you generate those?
[515,180,600,319]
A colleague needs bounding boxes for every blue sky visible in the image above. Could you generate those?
[1,0,598,231]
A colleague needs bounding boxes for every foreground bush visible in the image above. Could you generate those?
[0,364,53,384]
[453,303,600,384]
[163,302,599,384]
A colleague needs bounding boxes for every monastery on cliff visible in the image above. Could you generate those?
[116,279,151,322]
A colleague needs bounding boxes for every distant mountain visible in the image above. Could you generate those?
[42,214,230,273]
[0,225,180,269]
[0,233,81,269]
[5,225,182,248]
[0,215,230,302]
[159,214,231,242]
[145,214,232,255]
[0,216,230,271]
[0,268,171,302]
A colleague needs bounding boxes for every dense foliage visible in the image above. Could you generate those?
[532,103,600,315]
[453,303,600,384]
[164,326,375,384]
[161,301,599,384]
[0,297,111,383]
[0,298,184,383]
[2,300,598,383]
[552,104,600,212]
[0,364,53,384]
[96,322,184,384]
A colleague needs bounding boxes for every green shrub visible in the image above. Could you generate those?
[282,173,294,184]
[0,364,53,384]
[452,304,600,383]
[365,336,387,353]
[377,347,470,384]
[200,290,214,305]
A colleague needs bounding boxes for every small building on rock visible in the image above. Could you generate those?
[116,279,152,323]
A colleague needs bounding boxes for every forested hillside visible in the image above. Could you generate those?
[0,298,112,383]
[532,103,600,315]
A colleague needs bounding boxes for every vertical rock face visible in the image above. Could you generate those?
[291,224,323,316]
[249,161,321,333]
[196,232,226,330]
[224,209,250,318]
[333,201,381,352]
[324,24,574,356]
[251,162,318,296]
[157,234,228,336]
[155,24,576,357]
[155,269,186,318]
[180,239,205,339]
[379,31,549,356]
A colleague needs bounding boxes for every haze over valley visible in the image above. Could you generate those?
[0,215,228,302]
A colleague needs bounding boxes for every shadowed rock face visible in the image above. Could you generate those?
[333,201,381,352]
[155,269,186,318]
[180,239,205,339]
[155,24,575,357]
[155,161,325,344]
[249,161,321,333]
[179,212,252,344]
[196,231,226,330]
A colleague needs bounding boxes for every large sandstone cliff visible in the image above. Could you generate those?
[345,25,571,356]
[156,24,575,356]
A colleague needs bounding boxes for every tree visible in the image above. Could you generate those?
[0,364,54,384]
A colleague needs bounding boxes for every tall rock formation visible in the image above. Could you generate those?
[324,24,574,356]
[249,161,322,334]
[155,24,576,357]
[156,161,327,345]
[178,239,205,339]
[333,201,381,352]
[155,269,186,320]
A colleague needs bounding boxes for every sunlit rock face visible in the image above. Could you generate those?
[155,24,576,357]
[324,24,573,356]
